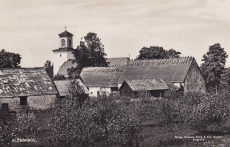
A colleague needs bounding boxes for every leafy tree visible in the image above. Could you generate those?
[67,79,88,107]
[53,74,66,80]
[0,49,21,68]
[187,93,229,131]
[49,81,142,147]
[135,46,181,60]
[67,66,80,79]
[200,43,228,93]
[70,32,108,78]
[166,49,181,59]
[44,60,53,79]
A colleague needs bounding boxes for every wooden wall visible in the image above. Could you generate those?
[120,82,134,98]
[184,60,206,94]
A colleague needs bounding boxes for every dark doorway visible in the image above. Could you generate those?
[20,96,28,105]
[1,103,9,112]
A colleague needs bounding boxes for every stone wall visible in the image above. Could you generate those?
[0,95,56,111]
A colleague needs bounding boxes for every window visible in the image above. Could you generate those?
[61,39,65,47]
[20,96,27,105]
[69,39,71,47]
[60,54,62,57]
[97,91,100,96]
[134,91,138,98]
[2,103,9,111]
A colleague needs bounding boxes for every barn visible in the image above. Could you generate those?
[118,57,206,95]
[0,68,58,112]
[80,57,206,97]
[119,78,169,98]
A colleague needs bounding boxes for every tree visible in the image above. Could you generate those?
[67,79,88,107]
[49,81,142,147]
[135,46,181,60]
[200,43,228,93]
[0,49,21,68]
[70,32,108,78]
[166,49,181,59]
[187,93,229,132]
[53,74,66,80]
[44,60,53,79]
[15,110,41,147]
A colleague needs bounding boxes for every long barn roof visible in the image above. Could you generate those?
[0,68,58,98]
[118,57,194,84]
[80,57,195,88]
[106,57,130,66]
[81,66,125,87]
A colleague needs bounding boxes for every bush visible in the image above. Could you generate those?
[53,74,66,80]
[187,93,229,131]
[14,110,41,147]
[49,87,142,147]
[0,118,15,147]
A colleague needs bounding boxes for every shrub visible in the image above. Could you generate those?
[53,74,66,80]
[15,110,41,139]
[187,94,229,131]
[49,96,143,147]
[0,119,15,147]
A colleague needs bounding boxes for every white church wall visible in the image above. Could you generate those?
[53,51,68,75]
[67,51,75,60]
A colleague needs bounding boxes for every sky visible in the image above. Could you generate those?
[0,0,229,67]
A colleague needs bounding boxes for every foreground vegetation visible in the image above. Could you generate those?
[1,89,230,147]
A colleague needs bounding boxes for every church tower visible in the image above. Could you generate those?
[53,28,75,76]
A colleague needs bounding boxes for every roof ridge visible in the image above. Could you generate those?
[128,57,193,66]
[82,66,125,73]
[0,67,45,70]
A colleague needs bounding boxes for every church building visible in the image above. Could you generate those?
[52,29,75,76]
[52,29,130,77]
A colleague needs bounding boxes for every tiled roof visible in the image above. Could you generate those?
[0,68,58,98]
[54,79,89,96]
[118,57,194,84]
[106,57,130,66]
[123,78,169,91]
[57,59,77,77]
[80,66,125,87]
[59,30,73,37]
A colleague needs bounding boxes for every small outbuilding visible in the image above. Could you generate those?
[119,78,169,98]
[0,67,58,111]
[54,79,89,98]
